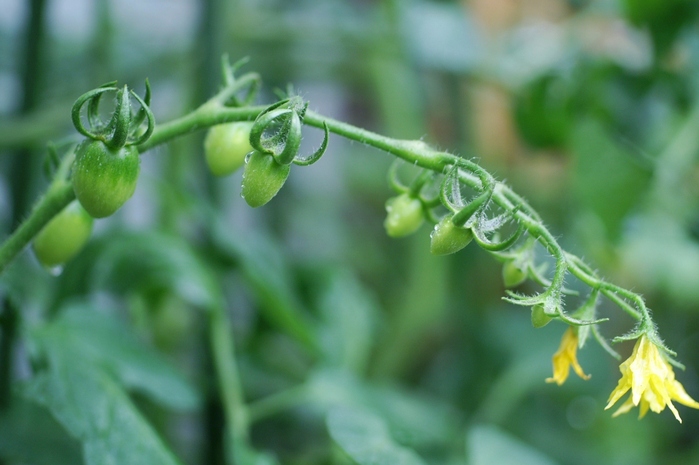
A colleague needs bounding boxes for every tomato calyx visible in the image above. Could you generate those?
[71,80,155,150]
[249,96,329,166]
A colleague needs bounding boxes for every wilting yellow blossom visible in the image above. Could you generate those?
[546,327,590,385]
[605,335,699,423]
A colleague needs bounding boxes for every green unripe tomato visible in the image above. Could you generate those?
[204,122,254,176]
[33,200,94,267]
[430,216,473,255]
[502,260,527,287]
[72,139,140,218]
[531,304,553,328]
[241,150,291,208]
[384,193,424,238]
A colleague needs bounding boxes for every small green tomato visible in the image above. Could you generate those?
[241,150,291,208]
[72,139,140,218]
[502,260,527,287]
[384,193,424,238]
[430,216,473,255]
[204,122,254,176]
[531,304,553,328]
[33,200,94,267]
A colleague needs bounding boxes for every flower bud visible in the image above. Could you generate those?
[33,200,93,267]
[502,260,527,287]
[204,122,254,176]
[384,193,424,238]
[531,304,554,328]
[430,216,473,255]
[241,150,290,208]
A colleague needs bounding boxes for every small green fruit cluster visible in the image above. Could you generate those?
[203,122,289,208]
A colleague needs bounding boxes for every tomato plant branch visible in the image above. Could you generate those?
[137,72,265,153]
[301,108,658,351]
[0,73,665,360]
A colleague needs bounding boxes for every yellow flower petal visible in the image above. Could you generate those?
[605,335,699,423]
[546,327,590,385]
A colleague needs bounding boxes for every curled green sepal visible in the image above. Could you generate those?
[388,160,410,194]
[106,85,132,149]
[451,188,493,227]
[556,309,608,327]
[592,325,621,360]
[129,79,152,134]
[572,289,600,348]
[293,122,329,166]
[503,290,548,307]
[249,105,302,165]
[128,85,155,146]
[71,81,156,149]
[72,85,118,139]
[472,223,525,252]
[249,107,293,155]
[86,81,117,130]
[439,165,461,209]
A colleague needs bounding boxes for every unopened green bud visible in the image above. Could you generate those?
[33,200,93,267]
[241,150,290,208]
[430,216,473,255]
[384,193,424,238]
[204,122,254,176]
[531,304,553,328]
[503,260,527,287]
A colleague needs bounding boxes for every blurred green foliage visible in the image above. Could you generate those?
[1,1,699,465]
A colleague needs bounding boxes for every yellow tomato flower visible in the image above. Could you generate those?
[546,327,590,385]
[605,335,699,423]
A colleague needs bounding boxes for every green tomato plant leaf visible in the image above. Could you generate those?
[30,302,200,411]
[0,395,82,465]
[467,425,558,465]
[90,230,222,309]
[211,221,317,350]
[307,369,459,450]
[326,405,427,465]
[571,119,652,240]
[21,341,184,465]
[316,269,379,373]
